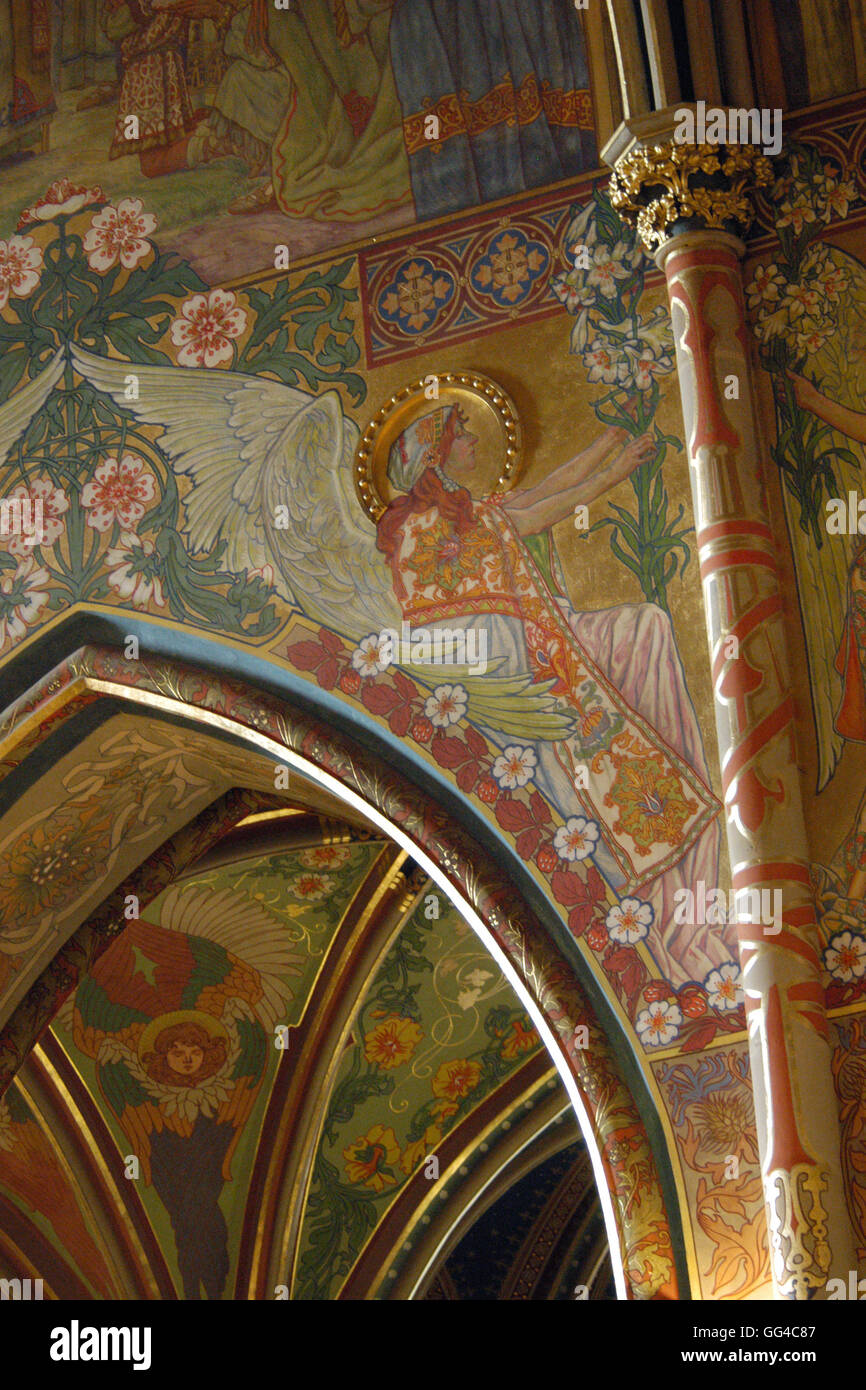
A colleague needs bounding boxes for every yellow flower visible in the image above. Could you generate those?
[400,1123,442,1176]
[363,1015,423,1070]
[501,1017,540,1060]
[342,1124,401,1192]
[431,1058,481,1103]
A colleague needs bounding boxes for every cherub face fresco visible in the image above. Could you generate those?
[142,1021,227,1087]
[166,1040,205,1077]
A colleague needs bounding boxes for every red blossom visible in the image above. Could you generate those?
[388,704,412,738]
[494,796,533,832]
[316,657,339,690]
[643,980,673,1003]
[318,628,345,655]
[515,827,542,860]
[361,683,401,715]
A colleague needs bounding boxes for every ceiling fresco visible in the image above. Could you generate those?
[6,0,865,1310]
[0,0,599,281]
[0,822,578,1299]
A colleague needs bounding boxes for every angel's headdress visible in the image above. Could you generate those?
[386,404,460,492]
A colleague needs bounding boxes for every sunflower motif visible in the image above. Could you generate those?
[693,1091,753,1155]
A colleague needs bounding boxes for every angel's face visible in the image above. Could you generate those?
[443,422,478,486]
[167,1041,205,1077]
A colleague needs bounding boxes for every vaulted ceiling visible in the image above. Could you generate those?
[0,802,609,1299]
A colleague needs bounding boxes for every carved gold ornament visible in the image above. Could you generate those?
[354,371,523,522]
[609,142,773,252]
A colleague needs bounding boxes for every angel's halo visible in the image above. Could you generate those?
[354,371,523,522]
[137,1009,229,1063]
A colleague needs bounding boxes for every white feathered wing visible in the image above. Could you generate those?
[70,343,401,639]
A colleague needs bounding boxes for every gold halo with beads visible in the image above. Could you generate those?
[354,371,523,522]
[138,1009,229,1062]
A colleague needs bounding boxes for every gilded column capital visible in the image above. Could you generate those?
[609,140,772,253]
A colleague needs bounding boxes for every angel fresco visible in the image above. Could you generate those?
[788,373,866,752]
[68,344,730,987]
[68,886,303,1299]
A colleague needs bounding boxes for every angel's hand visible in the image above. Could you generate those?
[787,369,822,413]
[607,431,656,485]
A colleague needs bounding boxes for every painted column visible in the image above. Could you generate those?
[606,132,856,1297]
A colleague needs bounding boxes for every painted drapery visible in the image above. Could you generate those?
[268,0,412,222]
[390,0,596,221]
[378,476,725,986]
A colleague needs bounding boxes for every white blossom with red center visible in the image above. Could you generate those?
[554,815,600,862]
[351,632,393,676]
[18,179,105,227]
[83,198,157,273]
[704,963,743,1012]
[0,236,43,310]
[605,896,653,944]
[636,1000,682,1048]
[0,478,69,556]
[81,453,156,533]
[824,930,866,983]
[105,532,165,609]
[0,555,50,647]
[776,195,817,237]
[424,683,467,727]
[169,289,247,368]
[587,243,629,298]
[290,872,334,901]
[492,744,537,789]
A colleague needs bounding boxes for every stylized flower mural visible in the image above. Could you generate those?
[81,453,157,533]
[554,815,600,862]
[606,897,653,945]
[0,236,43,309]
[704,963,744,1012]
[492,745,537,790]
[342,1124,401,1192]
[363,1016,423,1070]
[169,288,248,368]
[0,555,51,646]
[825,930,866,983]
[105,533,166,610]
[83,198,157,273]
[636,999,682,1048]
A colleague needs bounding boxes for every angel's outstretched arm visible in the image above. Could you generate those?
[790,371,866,444]
[502,432,656,535]
[506,423,628,513]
